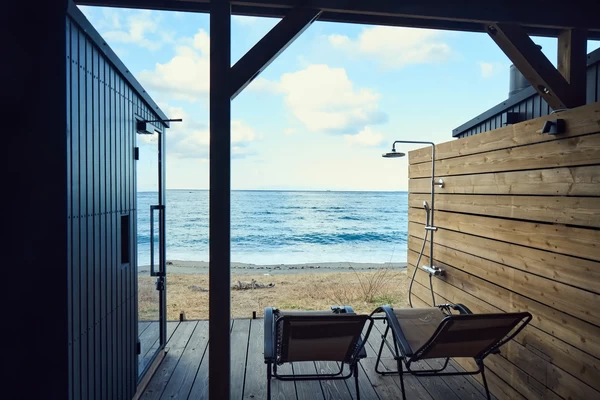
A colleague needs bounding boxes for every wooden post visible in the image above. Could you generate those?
[209,1,231,399]
[558,29,588,108]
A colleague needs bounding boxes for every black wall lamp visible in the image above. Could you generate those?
[136,118,183,134]
[541,118,566,135]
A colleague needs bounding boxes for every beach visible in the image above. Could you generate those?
[139,260,409,320]
[139,259,407,275]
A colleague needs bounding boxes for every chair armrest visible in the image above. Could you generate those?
[451,303,473,315]
[264,307,276,362]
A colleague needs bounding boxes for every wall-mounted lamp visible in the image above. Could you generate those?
[541,119,565,135]
[136,118,183,135]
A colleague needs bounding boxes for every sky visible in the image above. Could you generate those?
[79,6,600,192]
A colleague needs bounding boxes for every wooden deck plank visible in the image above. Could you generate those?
[158,320,209,399]
[293,362,325,400]
[141,321,197,400]
[139,322,160,373]
[271,363,297,400]
[231,319,251,400]
[314,361,353,400]
[369,320,436,400]
[187,321,234,400]
[138,321,151,335]
[139,319,487,400]
[166,321,180,342]
[422,359,488,400]
[243,319,267,400]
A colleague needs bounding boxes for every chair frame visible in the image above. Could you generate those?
[264,306,374,400]
[371,304,532,400]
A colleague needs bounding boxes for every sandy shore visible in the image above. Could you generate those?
[139,260,407,276]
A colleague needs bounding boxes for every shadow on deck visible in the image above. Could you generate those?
[140,319,492,399]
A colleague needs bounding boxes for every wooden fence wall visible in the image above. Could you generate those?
[407,102,600,400]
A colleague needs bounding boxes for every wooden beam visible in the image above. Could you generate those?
[208,1,231,399]
[73,0,600,38]
[558,29,588,107]
[229,7,321,100]
[487,23,575,110]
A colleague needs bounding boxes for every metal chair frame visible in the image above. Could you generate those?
[371,304,532,400]
[264,306,374,400]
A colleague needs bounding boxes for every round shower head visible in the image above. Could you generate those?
[382,149,406,158]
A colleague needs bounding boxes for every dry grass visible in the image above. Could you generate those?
[139,270,409,320]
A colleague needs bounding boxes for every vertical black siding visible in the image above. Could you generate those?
[455,55,600,138]
[5,1,69,397]
[66,17,162,400]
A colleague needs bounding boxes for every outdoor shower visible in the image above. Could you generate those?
[382,141,444,307]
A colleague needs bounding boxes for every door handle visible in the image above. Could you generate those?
[150,205,165,277]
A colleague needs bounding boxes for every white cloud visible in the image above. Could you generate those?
[344,127,384,147]
[284,128,297,135]
[138,30,210,102]
[151,105,258,160]
[100,10,173,51]
[478,61,504,78]
[329,26,452,69]
[253,64,386,134]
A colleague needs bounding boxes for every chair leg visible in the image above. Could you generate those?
[375,324,390,375]
[354,363,361,400]
[478,361,491,400]
[397,357,406,400]
[267,362,272,400]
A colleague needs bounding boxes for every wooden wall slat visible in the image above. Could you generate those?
[410,102,600,163]
[407,247,600,391]
[407,221,599,295]
[408,165,600,196]
[407,239,600,326]
[409,193,600,227]
[407,102,600,400]
[406,231,600,358]
[408,272,599,400]
[409,208,600,262]
[409,133,600,178]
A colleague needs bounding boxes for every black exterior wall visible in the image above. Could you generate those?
[3,2,167,398]
[3,1,70,398]
[453,48,600,138]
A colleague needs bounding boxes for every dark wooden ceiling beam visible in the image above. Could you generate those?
[229,7,321,100]
[558,29,588,108]
[74,0,600,38]
[487,23,580,110]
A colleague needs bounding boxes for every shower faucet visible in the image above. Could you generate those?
[421,265,444,276]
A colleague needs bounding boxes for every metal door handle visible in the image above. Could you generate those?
[150,205,165,277]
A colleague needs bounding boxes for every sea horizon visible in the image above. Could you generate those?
[138,189,409,266]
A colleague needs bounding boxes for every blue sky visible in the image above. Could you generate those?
[79,6,600,191]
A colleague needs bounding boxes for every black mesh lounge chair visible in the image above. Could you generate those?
[371,304,532,400]
[264,306,374,400]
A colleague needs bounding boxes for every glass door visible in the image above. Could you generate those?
[136,123,166,379]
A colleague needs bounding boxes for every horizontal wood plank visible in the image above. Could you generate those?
[408,102,600,164]
[409,208,600,262]
[409,193,600,227]
[407,254,600,392]
[407,241,600,326]
[407,277,600,400]
[407,233,600,357]
[409,133,600,178]
[408,165,600,196]
[407,220,599,294]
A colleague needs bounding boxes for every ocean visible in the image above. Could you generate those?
[137,190,408,266]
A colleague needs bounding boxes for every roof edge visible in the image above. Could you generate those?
[67,1,170,128]
[452,47,600,137]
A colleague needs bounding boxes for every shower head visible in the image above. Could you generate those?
[382,149,406,158]
[423,201,430,213]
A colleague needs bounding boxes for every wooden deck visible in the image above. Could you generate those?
[140,319,490,399]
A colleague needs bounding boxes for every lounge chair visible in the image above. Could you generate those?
[264,306,374,400]
[371,304,532,400]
